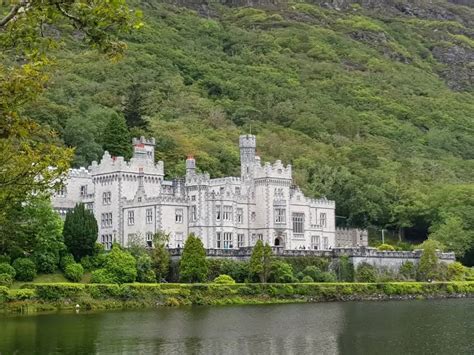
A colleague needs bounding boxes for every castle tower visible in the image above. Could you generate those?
[239,134,256,180]
[132,136,155,162]
[186,155,196,177]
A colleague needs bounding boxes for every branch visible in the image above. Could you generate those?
[55,3,83,28]
[0,4,22,28]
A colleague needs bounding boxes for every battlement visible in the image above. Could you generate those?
[69,167,91,179]
[132,136,156,146]
[254,160,292,180]
[90,151,164,176]
[239,134,256,148]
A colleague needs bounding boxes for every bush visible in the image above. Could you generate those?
[377,244,395,251]
[180,234,208,283]
[34,252,58,274]
[399,261,416,280]
[12,258,37,281]
[136,254,156,283]
[334,256,354,282]
[60,254,75,272]
[102,245,137,283]
[64,263,84,282]
[90,269,116,284]
[213,274,236,284]
[0,273,13,287]
[447,262,466,281]
[270,261,296,283]
[355,262,377,283]
[301,275,314,283]
[0,263,16,279]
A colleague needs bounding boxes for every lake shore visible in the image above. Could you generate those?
[1,281,473,315]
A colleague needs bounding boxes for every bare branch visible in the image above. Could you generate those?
[0,4,22,28]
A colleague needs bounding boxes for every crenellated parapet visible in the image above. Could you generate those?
[254,160,292,180]
[69,167,91,179]
[89,151,164,177]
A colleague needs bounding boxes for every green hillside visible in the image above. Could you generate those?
[23,1,473,251]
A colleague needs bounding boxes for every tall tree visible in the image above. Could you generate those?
[179,234,208,283]
[0,1,141,241]
[102,113,132,159]
[63,203,98,261]
[416,239,441,281]
[151,232,170,282]
[249,240,273,283]
[123,83,148,129]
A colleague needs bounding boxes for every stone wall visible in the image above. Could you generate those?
[168,246,456,270]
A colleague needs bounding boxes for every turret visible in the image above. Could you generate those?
[239,134,256,180]
[132,136,155,162]
[186,155,196,176]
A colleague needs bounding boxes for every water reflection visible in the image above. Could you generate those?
[0,299,473,354]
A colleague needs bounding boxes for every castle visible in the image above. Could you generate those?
[52,135,366,250]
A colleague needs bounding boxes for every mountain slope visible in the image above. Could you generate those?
[27,0,474,242]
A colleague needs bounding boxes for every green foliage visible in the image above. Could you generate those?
[447,262,466,281]
[0,263,15,279]
[103,245,137,284]
[301,275,314,283]
[179,234,208,283]
[60,254,76,272]
[270,261,296,283]
[429,215,473,258]
[417,239,441,281]
[12,258,37,281]
[355,263,377,283]
[102,113,132,159]
[136,254,156,283]
[64,263,84,283]
[249,240,273,283]
[213,274,236,284]
[90,269,116,284]
[334,256,354,282]
[399,261,416,281]
[0,273,13,287]
[377,244,396,251]
[151,232,171,281]
[63,203,98,261]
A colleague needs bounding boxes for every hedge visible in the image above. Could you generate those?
[1,282,473,310]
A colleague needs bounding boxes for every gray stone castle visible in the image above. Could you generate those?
[52,135,367,250]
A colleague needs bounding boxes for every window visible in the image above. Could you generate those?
[101,213,112,228]
[311,235,320,250]
[223,232,233,249]
[235,187,241,195]
[175,209,183,224]
[216,232,222,248]
[175,232,184,248]
[274,208,286,224]
[251,212,256,222]
[223,206,232,221]
[323,237,328,250]
[80,185,87,196]
[102,191,111,205]
[320,213,327,227]
[146,233,153,248]
[292,213,304,234]
[220,187,225,194]
[146,208,153,224]
[138,197,142,202]
[191,195,196,201]
[128,210,135,225]
[191,206,197,222]
[237,234,244,248]
[58,186,66,197]
[236,208,243,224]
[216,205,221,221]
[101,234,113,250]
[257,234,263,241]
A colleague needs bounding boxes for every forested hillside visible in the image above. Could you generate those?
[20,1,474,256]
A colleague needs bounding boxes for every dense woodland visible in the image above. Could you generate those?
[1,1,473,264]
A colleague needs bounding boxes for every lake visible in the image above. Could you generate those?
[1,299,473,354]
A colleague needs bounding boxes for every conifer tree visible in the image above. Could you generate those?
[179,234,208,283]
[123,83,148,129]
[249,240,273,283]
[102,113,132,159]
[63,203,98,261]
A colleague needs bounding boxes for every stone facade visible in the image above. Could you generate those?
[52,135,341,251]
[335,228,368,247]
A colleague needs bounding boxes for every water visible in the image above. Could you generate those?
[1,299,473,354]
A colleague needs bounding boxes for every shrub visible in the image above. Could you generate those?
[416,240,440,281]
[270,261,296,283]
[180,234,208,283]
[103,245,137,283]
[447,262,466,281]
[302,265,335,282]
[34,252,58,274]
[0,273,13,287]
[301,275,314,283]
[64,263,84,282]
[90,269,116,284]
[12,258,37,281]
[319,271,337,282]
[0,263,16,279]
[334,256,354,282]
[399,261,416,280]
[377,244,395,251]
[213,274,236,284]
[221,260,249,283]
[136,254,156,283]
[295,271,304,281]
[355,262,377,283]
[60,254,75,272]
